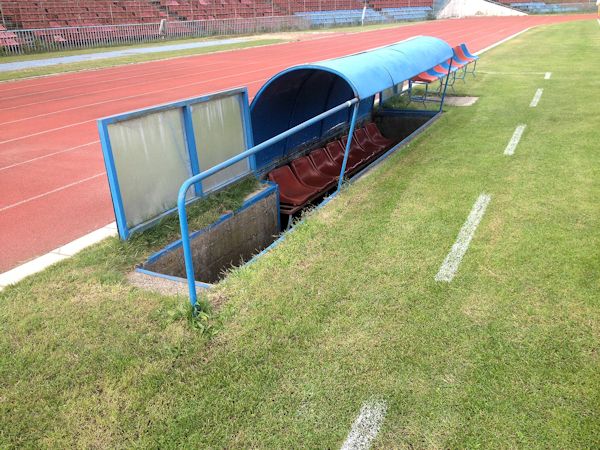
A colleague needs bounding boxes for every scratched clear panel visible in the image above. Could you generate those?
[191,94,250,193]
[108,108,193,229]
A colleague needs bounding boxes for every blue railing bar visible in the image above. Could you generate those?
[336,102,360,192]
[178,97,359,306]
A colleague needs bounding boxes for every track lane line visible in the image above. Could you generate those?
[0,140,99,172]
[0,172,105,213]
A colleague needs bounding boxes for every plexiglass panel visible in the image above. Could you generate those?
[191,94,250,193]
[108,108,192,228]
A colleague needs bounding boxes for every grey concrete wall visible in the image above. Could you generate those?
[144,187,279,284]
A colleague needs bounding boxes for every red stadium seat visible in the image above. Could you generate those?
[267,165,321,213]
[365,123,394,149]
[325,140,363,173]
[309,147,342,178]
[290,156,336,191]
[354,128,386,156]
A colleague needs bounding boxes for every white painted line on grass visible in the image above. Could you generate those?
[475,28,532,55]
[597,18,600,26]
[504,124,526,156]
[341,401,387,450]
[0,222,117,290]
[530,88,543,107]
[478,71,545,75]
[544,72,552,80]
[435,194,491,283]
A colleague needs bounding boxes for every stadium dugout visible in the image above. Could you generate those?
[98,35,457,305]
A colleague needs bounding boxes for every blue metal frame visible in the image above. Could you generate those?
[178,98,359,306]
[138,181,278,287]
[97,87,254,240]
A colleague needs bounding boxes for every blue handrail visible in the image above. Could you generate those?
[178,97,359,306]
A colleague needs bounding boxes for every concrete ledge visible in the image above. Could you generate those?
[0,222,117,291]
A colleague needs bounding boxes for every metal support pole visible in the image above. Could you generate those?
[336,102,360,192]
[439,59,453,113]
[178,98,358,306]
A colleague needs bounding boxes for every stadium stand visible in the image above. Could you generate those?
[0,0,434,29]
[495,0,595,13]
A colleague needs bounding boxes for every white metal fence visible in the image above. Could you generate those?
[0,16,313,56]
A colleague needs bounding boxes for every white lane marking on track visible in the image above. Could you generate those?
[341,401,387,450]
[0,140,99,172]
[504,124,526,156]
[435,194,491,282]
[0,77,267,144]
[544,72,552,79]
[0,172,104,213]
[529,88,543,107]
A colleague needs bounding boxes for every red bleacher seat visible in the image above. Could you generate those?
[354,128,387,154]
[267,165,321,213]
[365,123,394,149]
[326,139,364,173]
[290,156,336,190]
[309,147,342,178]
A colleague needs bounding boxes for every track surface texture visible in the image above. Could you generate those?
[0,14,592,272]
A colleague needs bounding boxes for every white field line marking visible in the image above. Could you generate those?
[0,172,104,213]
[475,27,532,55]
[504,124,526,156]
[479,71,545,75]
[597,18,600,26]
[341,401,387,450]
[0,140,99,172]
[435,194,491,282]
[530,88,543,107]
[0,222,116,290]
[544,72,552,80]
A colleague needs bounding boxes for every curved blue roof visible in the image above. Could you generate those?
[251,36,453,171]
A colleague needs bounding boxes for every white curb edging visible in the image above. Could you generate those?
[0,223,117,290]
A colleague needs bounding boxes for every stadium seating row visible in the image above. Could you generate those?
[0,0,435,30]
[267,123,394,215]
[409,43,478,100]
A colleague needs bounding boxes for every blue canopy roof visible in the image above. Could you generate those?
[251,36,453,171]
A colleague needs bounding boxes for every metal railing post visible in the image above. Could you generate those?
[336,102,360,192]
[178,98,358,306]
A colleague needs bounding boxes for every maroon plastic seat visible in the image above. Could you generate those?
[290,156,336,191]
[355,128,386,156]
[309,147,342,178]
[365,122,394,149]
[267,165,320,212]
[325,140,363,173]
[340,135,372,162]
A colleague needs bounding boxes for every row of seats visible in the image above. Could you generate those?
[409,43,478,99]
[267,122,394,215]
[0,0,434,29]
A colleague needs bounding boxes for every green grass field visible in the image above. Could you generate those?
[1,20,599,448]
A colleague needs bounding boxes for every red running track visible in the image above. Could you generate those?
[0,14,593,272]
